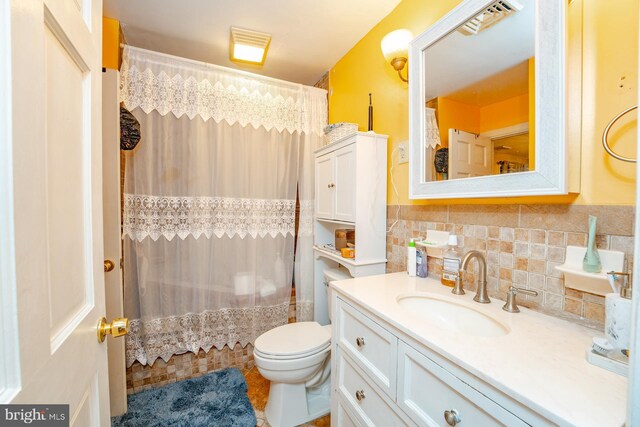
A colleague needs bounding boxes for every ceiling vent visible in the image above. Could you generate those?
[457,1,523,36]
[229,27,272,65]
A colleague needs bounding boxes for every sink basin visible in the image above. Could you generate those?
[396,293,510,337]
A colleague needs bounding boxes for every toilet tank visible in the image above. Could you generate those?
[323,268,352,322]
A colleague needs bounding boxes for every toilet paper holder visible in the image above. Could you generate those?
[607,271,633,299]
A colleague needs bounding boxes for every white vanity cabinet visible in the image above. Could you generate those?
[332,297,545,427]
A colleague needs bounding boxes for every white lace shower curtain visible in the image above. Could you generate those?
[120,46,326,366]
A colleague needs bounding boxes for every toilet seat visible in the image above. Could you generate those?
[254,321,331,360]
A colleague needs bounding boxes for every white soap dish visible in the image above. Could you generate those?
[555,246,624,296]
[586,347,628,377]
[415,230,450,259]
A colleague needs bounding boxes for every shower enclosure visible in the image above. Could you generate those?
[119,46,326,366]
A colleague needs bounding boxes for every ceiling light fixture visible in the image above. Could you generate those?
[381,29,413,83]
[230,27,272,65]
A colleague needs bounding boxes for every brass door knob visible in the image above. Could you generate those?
[97,317,129,343]
[104,260,115,272]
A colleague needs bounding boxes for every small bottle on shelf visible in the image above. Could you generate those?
[441,235,461,288]
[407,239,417,277]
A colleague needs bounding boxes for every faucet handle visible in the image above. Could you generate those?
[502,286,538,313]
[451,276,465,295]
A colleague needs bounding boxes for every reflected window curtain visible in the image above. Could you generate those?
[425,107,441,181]
[120,46,326,366]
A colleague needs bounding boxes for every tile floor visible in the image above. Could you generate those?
[242,367,331,427]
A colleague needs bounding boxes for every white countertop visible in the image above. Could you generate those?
[330,272,628,427]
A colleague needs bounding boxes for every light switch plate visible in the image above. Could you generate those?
[397,141,408,164]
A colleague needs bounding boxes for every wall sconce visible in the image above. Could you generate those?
[380,29,413,82]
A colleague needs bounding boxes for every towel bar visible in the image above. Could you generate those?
[602,105,637,163]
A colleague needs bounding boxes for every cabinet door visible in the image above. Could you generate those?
[334,144,357,222]
[316,153,335,220]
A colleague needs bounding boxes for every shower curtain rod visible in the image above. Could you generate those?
[119,43,327,94]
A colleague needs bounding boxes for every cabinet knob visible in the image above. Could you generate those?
[355,390,365,401]
[444,409,461,426]
[327,183,335,188]
[356,337,365,347]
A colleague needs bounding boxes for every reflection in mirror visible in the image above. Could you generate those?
[423,0,535,182]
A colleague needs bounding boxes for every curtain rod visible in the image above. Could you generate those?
[118,43,327,95]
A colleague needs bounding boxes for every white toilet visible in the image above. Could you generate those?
[253,267,350,427]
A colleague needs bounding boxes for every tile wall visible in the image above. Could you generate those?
[125,203,634,393]
[386,204,635,324]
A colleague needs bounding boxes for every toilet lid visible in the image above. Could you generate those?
[254,321,331,359]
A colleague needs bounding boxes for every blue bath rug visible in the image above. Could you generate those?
[112,368,256,427]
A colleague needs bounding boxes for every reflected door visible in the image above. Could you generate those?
[449,129,492,179]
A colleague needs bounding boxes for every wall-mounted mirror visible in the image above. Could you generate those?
[409,0,573,199]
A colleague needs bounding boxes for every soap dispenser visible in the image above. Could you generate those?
[407,239,417,277]
[441,235,461,288]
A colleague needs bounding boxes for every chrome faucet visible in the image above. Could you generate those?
[460,250,491,304]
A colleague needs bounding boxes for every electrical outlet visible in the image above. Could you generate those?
[397,142,408,164]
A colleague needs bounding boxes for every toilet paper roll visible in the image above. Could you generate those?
[605,293,632,351]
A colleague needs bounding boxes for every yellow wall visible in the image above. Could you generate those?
[479,93,529,133]
[438,97,480,147]
[103,17,120,70]
[328,0,638,205]
[437,93,529,144]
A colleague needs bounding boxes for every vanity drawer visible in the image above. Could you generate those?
[397,341,528,427]
[337,349,414,427]
[336,298,398,398]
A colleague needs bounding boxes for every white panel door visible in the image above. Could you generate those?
[449,129,492,179]
[334,145,356,222]
[315,153,335,220]
[1,0,110,425]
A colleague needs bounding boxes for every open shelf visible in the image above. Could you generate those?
[554,246,624,296]
[313,245,387,267]
[315,217,355,226]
